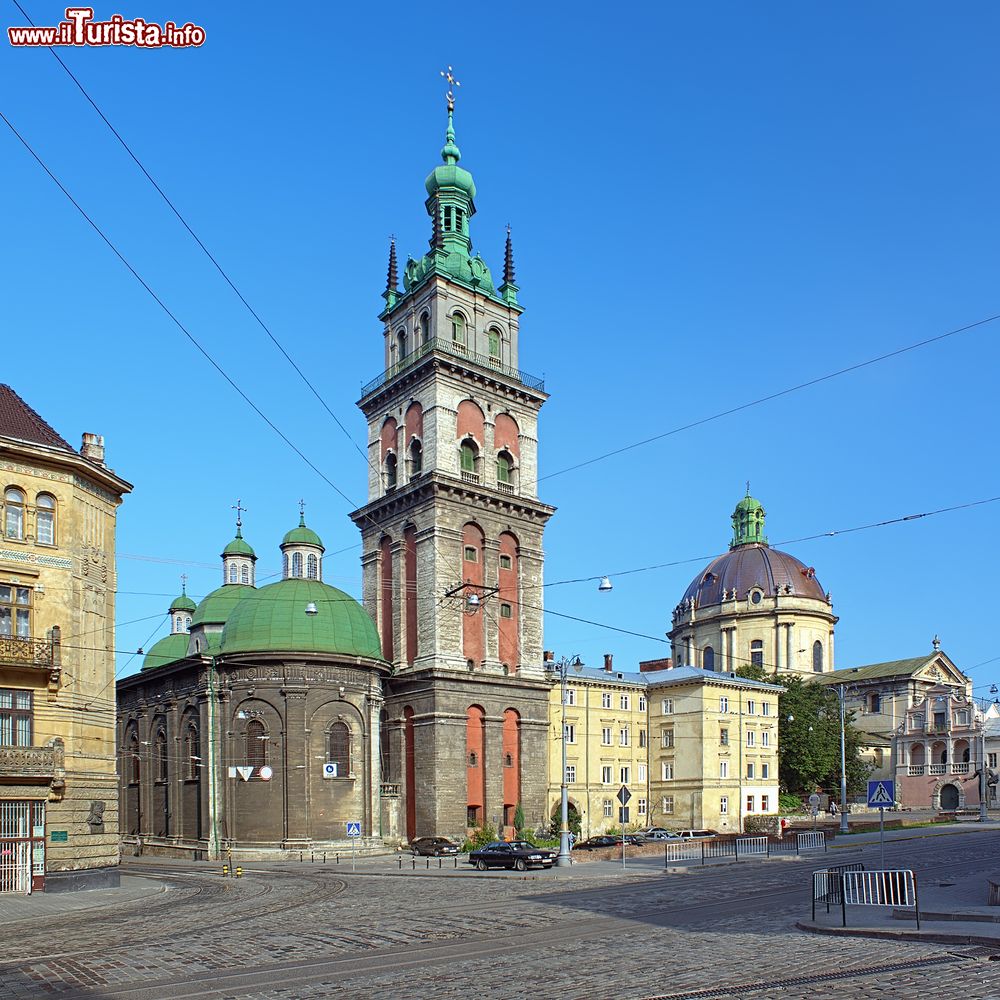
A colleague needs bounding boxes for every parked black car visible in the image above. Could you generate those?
[573,836,619,851]
[410,837,461,857]
[467,841,556,871]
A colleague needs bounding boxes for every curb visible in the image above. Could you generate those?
[795,920,1000,948]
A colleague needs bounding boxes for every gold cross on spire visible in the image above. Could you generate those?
[440,65,460,111]
[231,498,246,530]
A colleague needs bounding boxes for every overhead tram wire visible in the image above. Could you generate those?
[533,313,1000,487]
[9,0,379,486]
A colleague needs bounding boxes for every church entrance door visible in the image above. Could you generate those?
[940,784,959,810]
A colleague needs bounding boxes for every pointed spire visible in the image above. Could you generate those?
[499,223,520,306]
[383,238,398,310]
[440,65,462,164]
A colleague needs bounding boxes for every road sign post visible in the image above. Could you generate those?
[617,785,631,870]
[346,821,361,871]
[867,780,895,869]
[808,793,820,831]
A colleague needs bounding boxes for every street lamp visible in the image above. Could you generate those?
[836,684,849,834]
[550,654,583,867]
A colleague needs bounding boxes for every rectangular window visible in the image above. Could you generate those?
[564,724,576,744]
[0,585,32,638]
[746,762,755,779]
[620,694,630,711]
[762,702,771,717]
[746,700,756,715]
[719,760,728,778]
[746,794,754,813]
[601,727,612,746]
[762,762,770,779]
[719,697,729,714]
[601,765,612,784]
[601,692,612,709]
[499,603,513,618]
[661,699,673,714]
[638,696,647,712]
[564,688,576,706]
[990,753,998,769]
[603,799,613,818]
[637,797,647,816]
[720,796,728,815]
[661,761,674,781]
[746,730,755,747]
[499,554,512,570]
[463,545,477,562]
[0,689,32,747]
[663,795,674,815]
[638,763,647,782]
[661,728,674,749]
[761,794,769,811]
[957,710,970,726]
[639,729,647,748]
[565,765,576,783]
[620,766,630,785]
[720,727,729,746]
[761,730,769,747]
[619,727,629,747]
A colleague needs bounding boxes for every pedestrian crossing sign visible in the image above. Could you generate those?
[346,821,361,837]
[867,780,894,808]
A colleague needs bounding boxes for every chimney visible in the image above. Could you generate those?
[81,433,105,465]
[603,653,613,673]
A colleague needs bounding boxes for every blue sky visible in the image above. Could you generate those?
[2,2,998,692]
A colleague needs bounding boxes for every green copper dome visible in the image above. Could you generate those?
[169,592,197,614]
[425,109,476,199]
[222,532,256,558]
[731,486,767,549]
[191,584,254,628]
[142,632,191,671]
[219,579,382,659]
[281,514,324,550]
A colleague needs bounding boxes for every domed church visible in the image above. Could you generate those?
[117,512,392,857]
[669,490,838,677]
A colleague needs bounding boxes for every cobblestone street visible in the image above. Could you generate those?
[2,829,1000,999]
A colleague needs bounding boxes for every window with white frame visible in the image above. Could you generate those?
[746,730,755,747]
[603,799,613,817]
[638,695,647,712]
[719,696,729,713]
[564,688,577,706]
[619,727,630,747]
[639,729,647,748]
[638,763,647,782]
[746,794,754,812]
[662,795,674,814]
[602,692,612,709]
[761,730,769,747]
[565,764,576,783]
[620,766,630,784]
[761,794,769,811]
[762,701,771,717]
[637,797,647,816]
[564,724,576,744]
[762,762,770,779]
[719,760,728,778]
[620,694,630,711]
[601,765,612,784]
[746,700,756,715]
[661,728,674,749]
[661,699,674,714]
[720,796,728,814]
[601,726,612,745]
[661,761,674,781]
[990,753,998,769]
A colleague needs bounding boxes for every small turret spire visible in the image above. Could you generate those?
[499,223,520,305]
[298,498,307,527]
[439,65,462,164]
[730,489,767,549]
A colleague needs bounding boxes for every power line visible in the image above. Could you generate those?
[534,312,1000,485]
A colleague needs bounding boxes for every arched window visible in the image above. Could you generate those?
[460,442,477,474]
[750,640,763,668]
[329,721,351,778]
[385,452,398,489]
[185,616,192,631]
[703,646,715,672]
[246,720,266,769]
[291,552,303,578]
[185,722,200,780]
[379,708,390,783]
[396,329,407,361]
[240,564,249,585]
[307,553,318,579]
[283,554,290,579]
[496,452,513,485]
[35,494,55,545]
[409,439,423,478]
[129,732,141,784]
[488,329,501,362]
[468,751,478,767]
[813,640,824,672]
[155,728,168,782]
[451,313,466,349]
[4,488,24,540]
[419,311,430,345]
[228,564,238,584]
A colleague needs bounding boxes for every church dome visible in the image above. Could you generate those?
[425,161,476,200]
[169,591,197,614]
[142,632,190,671]
[281,517,324,550]
[191,584,254,628]
[219,578,382,659]
[682,544,826,608]
[222,533,255,558]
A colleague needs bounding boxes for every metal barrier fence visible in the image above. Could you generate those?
[812,866,917,928]
[665,831,829,868]
[812,862,865,919]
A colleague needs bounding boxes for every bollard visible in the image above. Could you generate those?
[438,858,442,869]
[454,856,457,869]
[222,864,230,878]
[426,858,430,869]
[398,857,402,870]
[311,851,314,863]
[336,853,340,865]
[324,852,327,863]
[236,866,243,879]
[412,858,416,870]
[299,851,303,863]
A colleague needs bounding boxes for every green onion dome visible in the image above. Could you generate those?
[141,632,191,671]
[169,592,197,614]
[222,533,256,558]
[281,515,324,550]
[191,584,254,628]
[219,578,382,659]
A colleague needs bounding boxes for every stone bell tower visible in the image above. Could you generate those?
[350,75,554,842]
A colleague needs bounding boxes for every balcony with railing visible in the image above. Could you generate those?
[928,763,947,775]
[0,745,55,782]
[953,762,971,775]
[460,470,480,485]
[0,635,55,670]
[380,783,401,797]
[907,765,925,776]
[360,336,545,398]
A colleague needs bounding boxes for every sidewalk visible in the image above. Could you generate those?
[0,875,165,925]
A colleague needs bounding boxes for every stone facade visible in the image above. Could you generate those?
[0,387,130,891]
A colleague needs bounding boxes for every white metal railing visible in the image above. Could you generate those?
[843,869,916,907]
[663,841,701,863]
[796,831,826,852]
[929,764,946,775]
[735,835,768,856]
[953,763,970,774]
[907,765,925,776]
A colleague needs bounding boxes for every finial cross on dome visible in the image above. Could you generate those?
[746,480,751,496]
[231,498,246,531]
[440,65,461,111]
[180,573,188,593]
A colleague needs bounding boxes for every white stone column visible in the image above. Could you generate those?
[828,629,835,672]
[785,624,793,673]
[775,622,783,672]
[369,690,384,839]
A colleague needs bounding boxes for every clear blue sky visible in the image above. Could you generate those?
[2,3,998,693]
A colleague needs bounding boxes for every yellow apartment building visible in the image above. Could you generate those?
[545,655,649,837]
[647,666,782,834]
[0,385,130,892]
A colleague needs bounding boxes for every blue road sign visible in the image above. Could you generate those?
[346,821,362,838]
[867,779,895,808]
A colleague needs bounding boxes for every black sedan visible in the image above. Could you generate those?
[468,841,555,871]
[410,837,461,857]
[573,836,619,851]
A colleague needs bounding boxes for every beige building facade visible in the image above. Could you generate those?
[0,385,130,891]
[647,667,782,834]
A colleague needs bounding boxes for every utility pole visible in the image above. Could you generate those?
[838,684,849,835]
[553,655,582,867]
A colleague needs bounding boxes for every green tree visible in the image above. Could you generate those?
[513,803,526,836]
[735,668,872,799]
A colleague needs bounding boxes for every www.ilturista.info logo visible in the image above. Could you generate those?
[8,7,205,47]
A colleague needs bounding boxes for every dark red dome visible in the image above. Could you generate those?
[681,544,826,608]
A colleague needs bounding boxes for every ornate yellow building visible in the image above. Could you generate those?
[0,386,130,891]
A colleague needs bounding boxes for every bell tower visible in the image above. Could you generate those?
[350,74,554,841]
